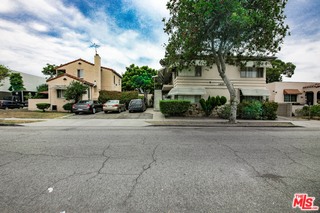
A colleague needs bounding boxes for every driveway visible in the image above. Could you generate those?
[67,108,153,119]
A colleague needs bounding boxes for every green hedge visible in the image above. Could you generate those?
[160,100,190,116]
[99,91,139,108]
[217,101,278,120]
[238,100,263,120]
[296,105,320,117]
[262,101,278,120]
[63,102,74,112]
[36,103,51,112]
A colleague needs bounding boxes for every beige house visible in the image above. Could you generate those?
[29,54,122,111]
[266,82,320,115]
[155,58,273,109]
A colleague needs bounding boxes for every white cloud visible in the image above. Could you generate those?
[277,36,320,82]
[0,0,168,79]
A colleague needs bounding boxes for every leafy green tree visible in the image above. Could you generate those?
[122,64,157,104]
[64,81,88,103]
[42,63,56,79]
[8,73,25,91]
[163,0,289,123]
[36,84,48,92]
[266,59,296,83]
[0,64,10,87]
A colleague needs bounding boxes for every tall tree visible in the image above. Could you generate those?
[64,81,88,103]
[8,73,25,91]
[266,59,296,83]
[122,64,157,103]
[36,84,49,92]
[163,0,289,123]
[42,63,56,79]
[0,64,10,87]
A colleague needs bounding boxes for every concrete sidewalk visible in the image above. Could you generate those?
[3,109,320,128]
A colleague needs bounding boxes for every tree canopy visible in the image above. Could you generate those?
[36,84,49,92]
[0,64,10,87]
[64,81,88,103]
[8,73,25,91]
[122,64,157,93]
[163,0,289,123]
[42,63,56,79]
[266,59,296,83]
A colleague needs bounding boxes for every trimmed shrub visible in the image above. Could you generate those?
[238,100,262,120]
[36,103,51,112]
[199,95,227,116]
[63,102,74,112]
[217,104,231,119]
[262,101,278,120]
[310,105,320,117]
[160,100,190,116]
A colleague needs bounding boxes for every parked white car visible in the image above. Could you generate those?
[103,100,126,113]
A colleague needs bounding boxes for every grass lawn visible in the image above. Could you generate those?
[0,109,70,119]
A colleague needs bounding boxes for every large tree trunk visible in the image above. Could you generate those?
[215,54,237,124]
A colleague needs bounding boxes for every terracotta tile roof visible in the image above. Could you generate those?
[55,58,122,78]
[46,73,95,86]
[303,83,320,89]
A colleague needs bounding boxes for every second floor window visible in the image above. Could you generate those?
[77,69,84,78]
[57,89,65,99]
[195,66,202,77]
[240,67,264,78]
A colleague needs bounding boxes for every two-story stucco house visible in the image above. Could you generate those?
[155,57,273,109]
[29,54,122,111]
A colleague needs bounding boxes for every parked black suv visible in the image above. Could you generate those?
[0,100,22,109]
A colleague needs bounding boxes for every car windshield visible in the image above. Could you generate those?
[130,100,142,105]
[107,100,119,104]
[78,100,91,104]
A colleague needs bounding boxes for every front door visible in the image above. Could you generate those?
[306,92,314,105]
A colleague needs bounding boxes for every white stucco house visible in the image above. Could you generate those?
[154,57,274,110]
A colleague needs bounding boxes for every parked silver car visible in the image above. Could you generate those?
[103,100,126,113]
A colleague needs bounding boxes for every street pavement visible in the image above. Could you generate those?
[0,126,319,212]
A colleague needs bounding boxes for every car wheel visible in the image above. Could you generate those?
[75,112,79,115]
[92,108,96,114]
[104,111,108,114]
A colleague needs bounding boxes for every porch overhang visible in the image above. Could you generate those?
[283,89,302,95]
[240,88,270,96]
[168,87,207,96]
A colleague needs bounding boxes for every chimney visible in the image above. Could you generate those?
[94,54,101,92]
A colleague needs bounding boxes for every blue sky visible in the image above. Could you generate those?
[0,0,319,82]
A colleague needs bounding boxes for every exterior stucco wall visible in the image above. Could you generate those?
[101,69,121,92]
[266,82,317,104]
[173,63,269,102]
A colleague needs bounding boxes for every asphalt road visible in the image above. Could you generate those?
[0,126,319,213]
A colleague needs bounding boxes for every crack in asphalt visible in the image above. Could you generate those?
[123,144,159,204]
[289,144,320,158]
[271,146,320,173]
[86,145,111,181]
[217,143,291,199]
[28,171,95,205]
[0,155,27,168]
[0,149,102,160]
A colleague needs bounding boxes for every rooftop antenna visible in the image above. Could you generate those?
[89,42,100,54]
